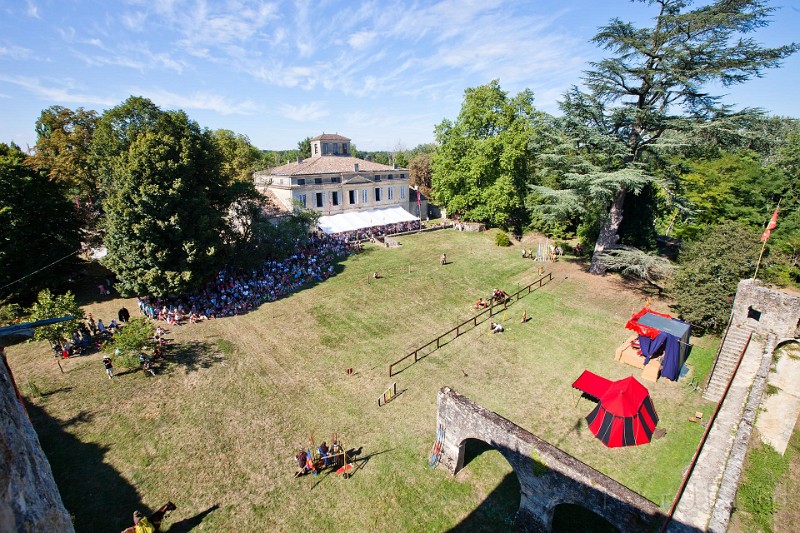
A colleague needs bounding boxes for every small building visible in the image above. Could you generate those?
[255,133,413,217]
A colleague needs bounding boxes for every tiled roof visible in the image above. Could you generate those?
[266,156,406,176]
[311,133,350,141]
[261,188,292,214]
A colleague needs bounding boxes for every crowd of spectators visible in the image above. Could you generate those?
[333,220,421,242]
[137,235,356,323]
[54,309,128,358]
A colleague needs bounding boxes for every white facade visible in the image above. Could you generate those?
[255,134,412,216]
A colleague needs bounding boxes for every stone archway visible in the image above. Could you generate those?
[453,437,522,531]
[437,387,662,532]
[551,502,620,532]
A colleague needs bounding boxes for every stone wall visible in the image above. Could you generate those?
[731,279,800,341]
[436,387,663,532]
[0,351,74,533]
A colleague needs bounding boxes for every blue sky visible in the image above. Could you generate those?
[1,0,798,151]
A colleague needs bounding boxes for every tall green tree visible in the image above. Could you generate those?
[432,80,542,228]
[408,152,432,197]
[0,143,82,302]
[297,136,312,159]
[27,106,99,201]
[99,97,229,297]
[763,127,800,284]
[212,129,264,182]
[669,221,761,333]
[92,96,162,193]
[28,289,84,372]
[533,0,798,274]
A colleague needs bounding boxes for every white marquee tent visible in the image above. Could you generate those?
[317,206,419,235]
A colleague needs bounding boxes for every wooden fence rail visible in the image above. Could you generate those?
[388,272,553,376]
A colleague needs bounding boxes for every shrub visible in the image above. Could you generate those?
[668,222,760,334]
[495,232,512,247]
[0,303,23,326]
[110,317,154,369]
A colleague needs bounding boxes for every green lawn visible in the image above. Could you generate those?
[8,229,717,531]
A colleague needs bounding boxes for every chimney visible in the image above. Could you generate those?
[393,163,398,169]
[354,163,359,172]
[296,156,302,164]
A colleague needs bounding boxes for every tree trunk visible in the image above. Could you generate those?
[589,185,627,274]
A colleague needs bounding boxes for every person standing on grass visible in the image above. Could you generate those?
[118,306,130,323]
[440,253,447,265]
[86,314,97,334]
[103,355,114,379]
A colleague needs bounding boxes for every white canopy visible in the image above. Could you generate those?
[318,206,418,235]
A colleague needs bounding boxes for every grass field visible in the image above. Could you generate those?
[7,229,719,531]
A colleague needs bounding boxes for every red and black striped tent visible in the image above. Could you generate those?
[585,376,658,448]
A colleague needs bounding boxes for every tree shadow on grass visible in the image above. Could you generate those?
[25,399,145,532]
[166,341,225,374]
[167,504,220,533]
[40,385,73,398]
[447,471,520,533]
[60,409,95,428]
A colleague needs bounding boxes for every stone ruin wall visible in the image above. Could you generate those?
[0,353,74,533]
[731,279,800,342]
[436,387,663,532]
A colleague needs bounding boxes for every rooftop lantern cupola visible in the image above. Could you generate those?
[310,133,351,159]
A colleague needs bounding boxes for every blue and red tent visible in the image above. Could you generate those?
[625,308,691,381]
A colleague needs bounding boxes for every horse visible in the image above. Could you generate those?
[121,501,176,533]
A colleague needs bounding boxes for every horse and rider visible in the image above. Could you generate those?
[491,289,509,304]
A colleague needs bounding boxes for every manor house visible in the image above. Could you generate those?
[254,133,415,217]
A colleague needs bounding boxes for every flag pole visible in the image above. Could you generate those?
[753,236,768,281]
[753,198,781,281]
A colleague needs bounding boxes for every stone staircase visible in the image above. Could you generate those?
[703,326,753,403]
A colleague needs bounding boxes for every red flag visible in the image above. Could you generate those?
[760,207,779,242]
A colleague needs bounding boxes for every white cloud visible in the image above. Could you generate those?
[58,27,76,43]
[160,1,280,48]
[290,0,317,57]
[348,31,376,50]
[220,0,588,109]
[278,101,330,122]
[26,0,39,19]
[121,11,148,32]
[0,44,33,60]
[0,75,118,106]
[70,43,186,74]
[137,88,258,115]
